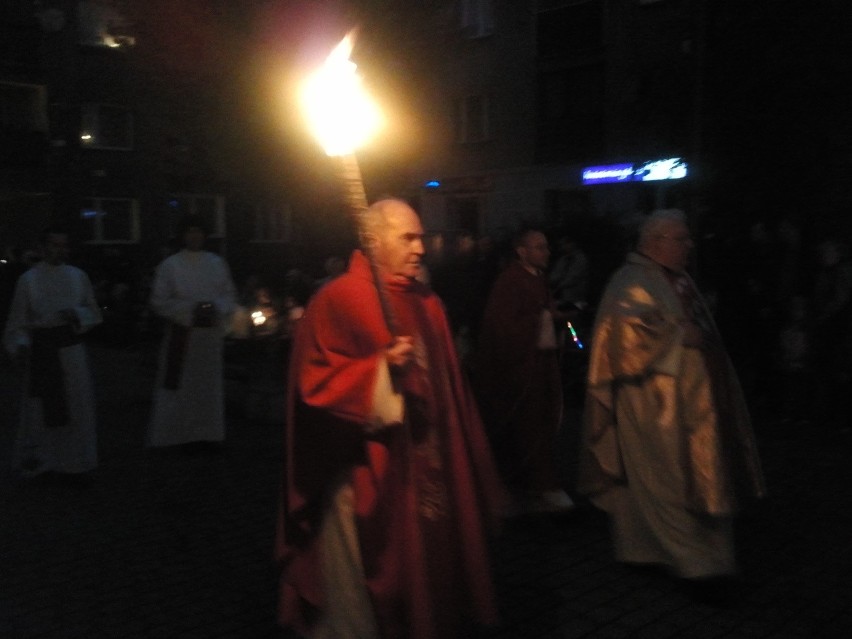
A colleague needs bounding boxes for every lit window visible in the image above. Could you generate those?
[81,198,140,243]
[167,194,226,238]
[460,0,494,38]
[80,103,133,150]
[456,94,490,144]
[251,202,293,243]
[77,0,136,49]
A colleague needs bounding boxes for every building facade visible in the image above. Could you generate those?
[1,0,300,301]
[365,0,704,239]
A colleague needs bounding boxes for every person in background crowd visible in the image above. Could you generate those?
[3,227,102,483]
[476,228,576,515]
[811,237,852,433]
[429,230,500,371]
[276,198,502,639]
[146,215,237,452]
[419,231,447,286]
[548,234,592,407]
[315,255,347,290]
[1,245,30,331]
[776,294,812,426]
[579,209,765,604]
[549,235,589,316]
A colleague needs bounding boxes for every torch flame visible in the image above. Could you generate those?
[301,34,383,157]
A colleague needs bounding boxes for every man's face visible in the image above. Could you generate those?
[518,231,550,272]
[373,203,425,280]
[650,220,693,272]
[43,233,70,265]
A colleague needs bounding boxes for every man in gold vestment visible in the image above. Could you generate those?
[579,209,765,598]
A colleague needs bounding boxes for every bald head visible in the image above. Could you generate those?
[637,209,693,272]
[361,198,425,280]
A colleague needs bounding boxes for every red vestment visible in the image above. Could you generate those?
[276,251,502,638]
[475,261,563,492]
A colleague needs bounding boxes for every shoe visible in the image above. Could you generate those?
[683,576,738,608]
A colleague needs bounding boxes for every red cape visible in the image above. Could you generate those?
[276,251,503,638]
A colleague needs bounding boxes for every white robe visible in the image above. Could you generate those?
[3,262,102,476]
[146,250,236,447]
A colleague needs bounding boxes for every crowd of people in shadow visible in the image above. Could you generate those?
[5,209,848,443]
[411,215,851,442]
[700,218,852,435]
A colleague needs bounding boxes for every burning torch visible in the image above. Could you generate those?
[300,32,398,335]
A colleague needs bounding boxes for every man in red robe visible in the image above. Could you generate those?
[276,198,503,639]
[476,229,575,515]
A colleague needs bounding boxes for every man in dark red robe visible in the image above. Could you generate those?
[476,229,575,515]
[276,198,503,639]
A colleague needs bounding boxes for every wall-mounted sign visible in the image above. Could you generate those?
[582,157,688,185]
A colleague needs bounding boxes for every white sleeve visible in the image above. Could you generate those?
[149,261,195,326]
[367,357,404,432]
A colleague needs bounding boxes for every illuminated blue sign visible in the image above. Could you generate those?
[582,164,634,184]
[582,158,688,185]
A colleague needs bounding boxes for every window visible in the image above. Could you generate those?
[460,0,494,38]
[81,198,140,243]
[251,202,293,243]
[77,0,136,49]
[456,94,490,144]
[537,1,604,58]
[80,103,133,150]
[166,194,226,238]
[535,63,605,162]
[0,81,48,132]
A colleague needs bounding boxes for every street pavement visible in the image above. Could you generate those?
[1,340,851,638]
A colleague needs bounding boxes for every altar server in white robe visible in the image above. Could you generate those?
[3,229,102,478]
[147,215,237,449]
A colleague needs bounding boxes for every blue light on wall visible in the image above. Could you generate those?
[582,164,635,185]
[582,158,688,185]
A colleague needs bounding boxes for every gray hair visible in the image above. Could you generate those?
[637,209,687,250]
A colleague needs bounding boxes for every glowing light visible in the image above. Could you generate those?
[424,180,441,189]
[251,310,267,326]
[582,158,688,185]
[80,133,93,141]
[566,321,584,349]
[582,164,634,184]
[300,34,383,157]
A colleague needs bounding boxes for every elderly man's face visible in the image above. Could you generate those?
[651,220,693,272]
[374,203,425,280]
